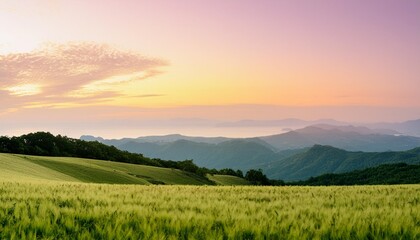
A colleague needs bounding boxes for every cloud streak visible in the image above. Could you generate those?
[0,42,166,108]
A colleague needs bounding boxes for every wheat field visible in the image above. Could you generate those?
[0,180,419,239]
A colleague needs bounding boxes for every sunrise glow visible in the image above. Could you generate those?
[0,0,419,138]
[6,84,42,96]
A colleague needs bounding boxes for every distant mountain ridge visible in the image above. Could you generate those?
[260,125,420,152]
[83,133,420,182]
[308,124,399,135]
[215,118,420,137]
[82,124,420,182]
[216,118,347,128]
[81,134,231,146]
[367,119,420,137]
[116,139,288,170]
[82,123,420,153]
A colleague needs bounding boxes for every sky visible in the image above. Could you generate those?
[0,0,419,138]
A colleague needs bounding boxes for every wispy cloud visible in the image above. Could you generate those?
[0,42,166,108]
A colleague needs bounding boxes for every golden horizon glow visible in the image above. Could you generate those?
[6,84,42,96]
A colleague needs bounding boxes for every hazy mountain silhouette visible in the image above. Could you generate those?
[367,119,420,137]
[116,139,292,170]
[80,120,420,183]
[81,134,231,146]
[260,125,420,152]
[216,118,346,128]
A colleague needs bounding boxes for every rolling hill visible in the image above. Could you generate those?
[0,153,230,185]
[2,145,419,186]
[263,145,420,181]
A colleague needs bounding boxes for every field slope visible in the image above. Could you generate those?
[207,174,251,185]
[0,153,213,185]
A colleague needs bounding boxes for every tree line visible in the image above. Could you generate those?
[292,163,420,185]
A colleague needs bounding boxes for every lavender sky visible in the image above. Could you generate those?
[0,0,419,138]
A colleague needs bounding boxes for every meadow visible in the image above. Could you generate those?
[0,180,419,239]
[0,153,215,185]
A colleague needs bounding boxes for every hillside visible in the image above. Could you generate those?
[0,132,233,178]
[0,153,214,185]
[294,163,420,185]
[264,145,420,181]
[0,132,280,185]
[2,146,420,186]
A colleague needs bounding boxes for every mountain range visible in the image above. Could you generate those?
[82,123,420,153]
[260,124,420,151]
[263,145,420,181]
[82,122,420,181]
[115,139,287,170]
[216,118,420,137]
[367,119,420,137]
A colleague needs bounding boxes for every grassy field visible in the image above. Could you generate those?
[1,153,419,239]
[0,180,418,239]
[0,153,212,185]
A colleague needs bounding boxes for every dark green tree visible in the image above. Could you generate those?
[245,169,270,185]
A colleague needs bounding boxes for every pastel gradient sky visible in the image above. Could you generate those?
[1,0,419,138]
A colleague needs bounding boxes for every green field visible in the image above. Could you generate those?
[0,181,419,239]
[1,153,419,239]
[0,153,214,185]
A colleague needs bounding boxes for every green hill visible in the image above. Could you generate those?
[294,163,420,185]
[0,132,255,181]
[264,145,420,181]
[0,153,213,185]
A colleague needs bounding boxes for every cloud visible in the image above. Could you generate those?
[131,94,166,98]
[0,42,166,108]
